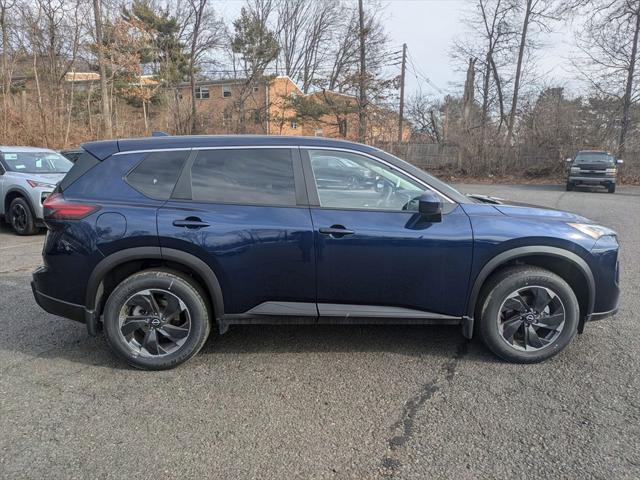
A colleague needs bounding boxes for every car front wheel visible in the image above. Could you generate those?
[477,266,579,363]
[103,270,211,370]
[9,197,38,235]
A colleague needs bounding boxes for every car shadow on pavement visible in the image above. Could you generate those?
[4,314,498,372]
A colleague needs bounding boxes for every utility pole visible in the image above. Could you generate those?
[397,43,407,143]
[358,0,366,143]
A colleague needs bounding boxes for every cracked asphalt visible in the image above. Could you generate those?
[0,183,639,479]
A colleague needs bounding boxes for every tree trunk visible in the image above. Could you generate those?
[93,0,112,138]
[357,0,366,143]
[507,0,532,144]
[619,6,640,156]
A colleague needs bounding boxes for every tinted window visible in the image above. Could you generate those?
[191,149,296,206]
[575,152,615,165]
[58,150,100,192]
[127,151,189,200]
[308,150,425,211]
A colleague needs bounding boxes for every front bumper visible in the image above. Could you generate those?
[569,176,615,185]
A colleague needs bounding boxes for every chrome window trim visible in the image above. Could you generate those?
[112,145,454,203]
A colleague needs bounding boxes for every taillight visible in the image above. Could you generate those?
[43,193,99,220]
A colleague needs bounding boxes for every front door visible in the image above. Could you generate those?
[303,148,473,318]
[157,147,316,316]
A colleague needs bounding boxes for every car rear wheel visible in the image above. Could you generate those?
[8,197,38,235]
[477,266,579,363]
[103,270,211,370]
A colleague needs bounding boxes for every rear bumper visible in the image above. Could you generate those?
[31,280,85,323]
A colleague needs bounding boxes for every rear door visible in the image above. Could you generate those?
[157,147,316,317]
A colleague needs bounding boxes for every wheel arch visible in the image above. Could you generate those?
[86,247,224,329]
[466,246,595,335]
[4,187,35,216]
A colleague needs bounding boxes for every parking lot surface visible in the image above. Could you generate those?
[1,183,639,479]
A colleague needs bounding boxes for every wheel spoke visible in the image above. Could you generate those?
[121,317,148,336]
[532,288,553,313]
[157,324,189,342]
[504,296,527,312]
[538,312,564,329]
[526,325,546,349]
[142,328,163,355]
[162,295,182,322]
[502,316,524,343]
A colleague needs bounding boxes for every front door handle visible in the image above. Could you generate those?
[319,225,355,237]
[172,217,210,229]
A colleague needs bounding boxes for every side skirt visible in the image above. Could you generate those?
[218,301,465,335]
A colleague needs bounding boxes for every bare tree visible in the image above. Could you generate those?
[93,0,112,137]
[575,0,640,155]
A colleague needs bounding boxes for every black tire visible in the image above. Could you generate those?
[8,197,38,235]
[103,270,211,370]
[565,181,574,191]
[477,266,579,363]
[608,183,616,193]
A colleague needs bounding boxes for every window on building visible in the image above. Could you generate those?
[195,86,209,100]
[314,129,324,137]
[253,86,260,92]
[222,85,231,97]
[253,110,262,124]
[190,149,296,206]
[290,121,298,130]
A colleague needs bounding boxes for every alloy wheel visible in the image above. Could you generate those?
[11,203,28,232]
[497,286,566,352]
[118,288,191,357]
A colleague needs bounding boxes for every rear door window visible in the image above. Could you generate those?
[190,149,296,206]
[127,151,190,200]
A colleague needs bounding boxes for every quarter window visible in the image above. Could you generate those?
[308,150,425,211]
[191,149,296,206]
[127,151,189,200]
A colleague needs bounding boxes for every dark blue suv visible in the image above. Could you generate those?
[31,136,620,369]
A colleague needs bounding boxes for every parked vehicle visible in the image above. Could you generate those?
[31,136,620,370]
[0,146,73,235]
[59,149,84,163]
[566,150,623,193]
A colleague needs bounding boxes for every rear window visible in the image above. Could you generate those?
[58,150,100,191]
[190,149,296,206]
[127,151,189,200]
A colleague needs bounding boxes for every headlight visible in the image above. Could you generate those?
[605,168,617,175]
[27,179,57,189]
[567,222,616,239]
[570,167,580,173]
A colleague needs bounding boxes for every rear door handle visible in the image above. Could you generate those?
[319,225,355,236]
[172,217,210,229]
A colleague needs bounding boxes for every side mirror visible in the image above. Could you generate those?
[418,191,442,222]
[617,159,624,164]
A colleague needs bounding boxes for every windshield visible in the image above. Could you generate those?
[1,151,72,173]
[575,152,615,165]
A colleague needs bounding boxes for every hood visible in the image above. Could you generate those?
[8,171,66,184]
[467,194,591,223]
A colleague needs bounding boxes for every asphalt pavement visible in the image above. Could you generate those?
[0,183,638,479]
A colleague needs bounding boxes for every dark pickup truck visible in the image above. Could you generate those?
[566,150,623,193]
